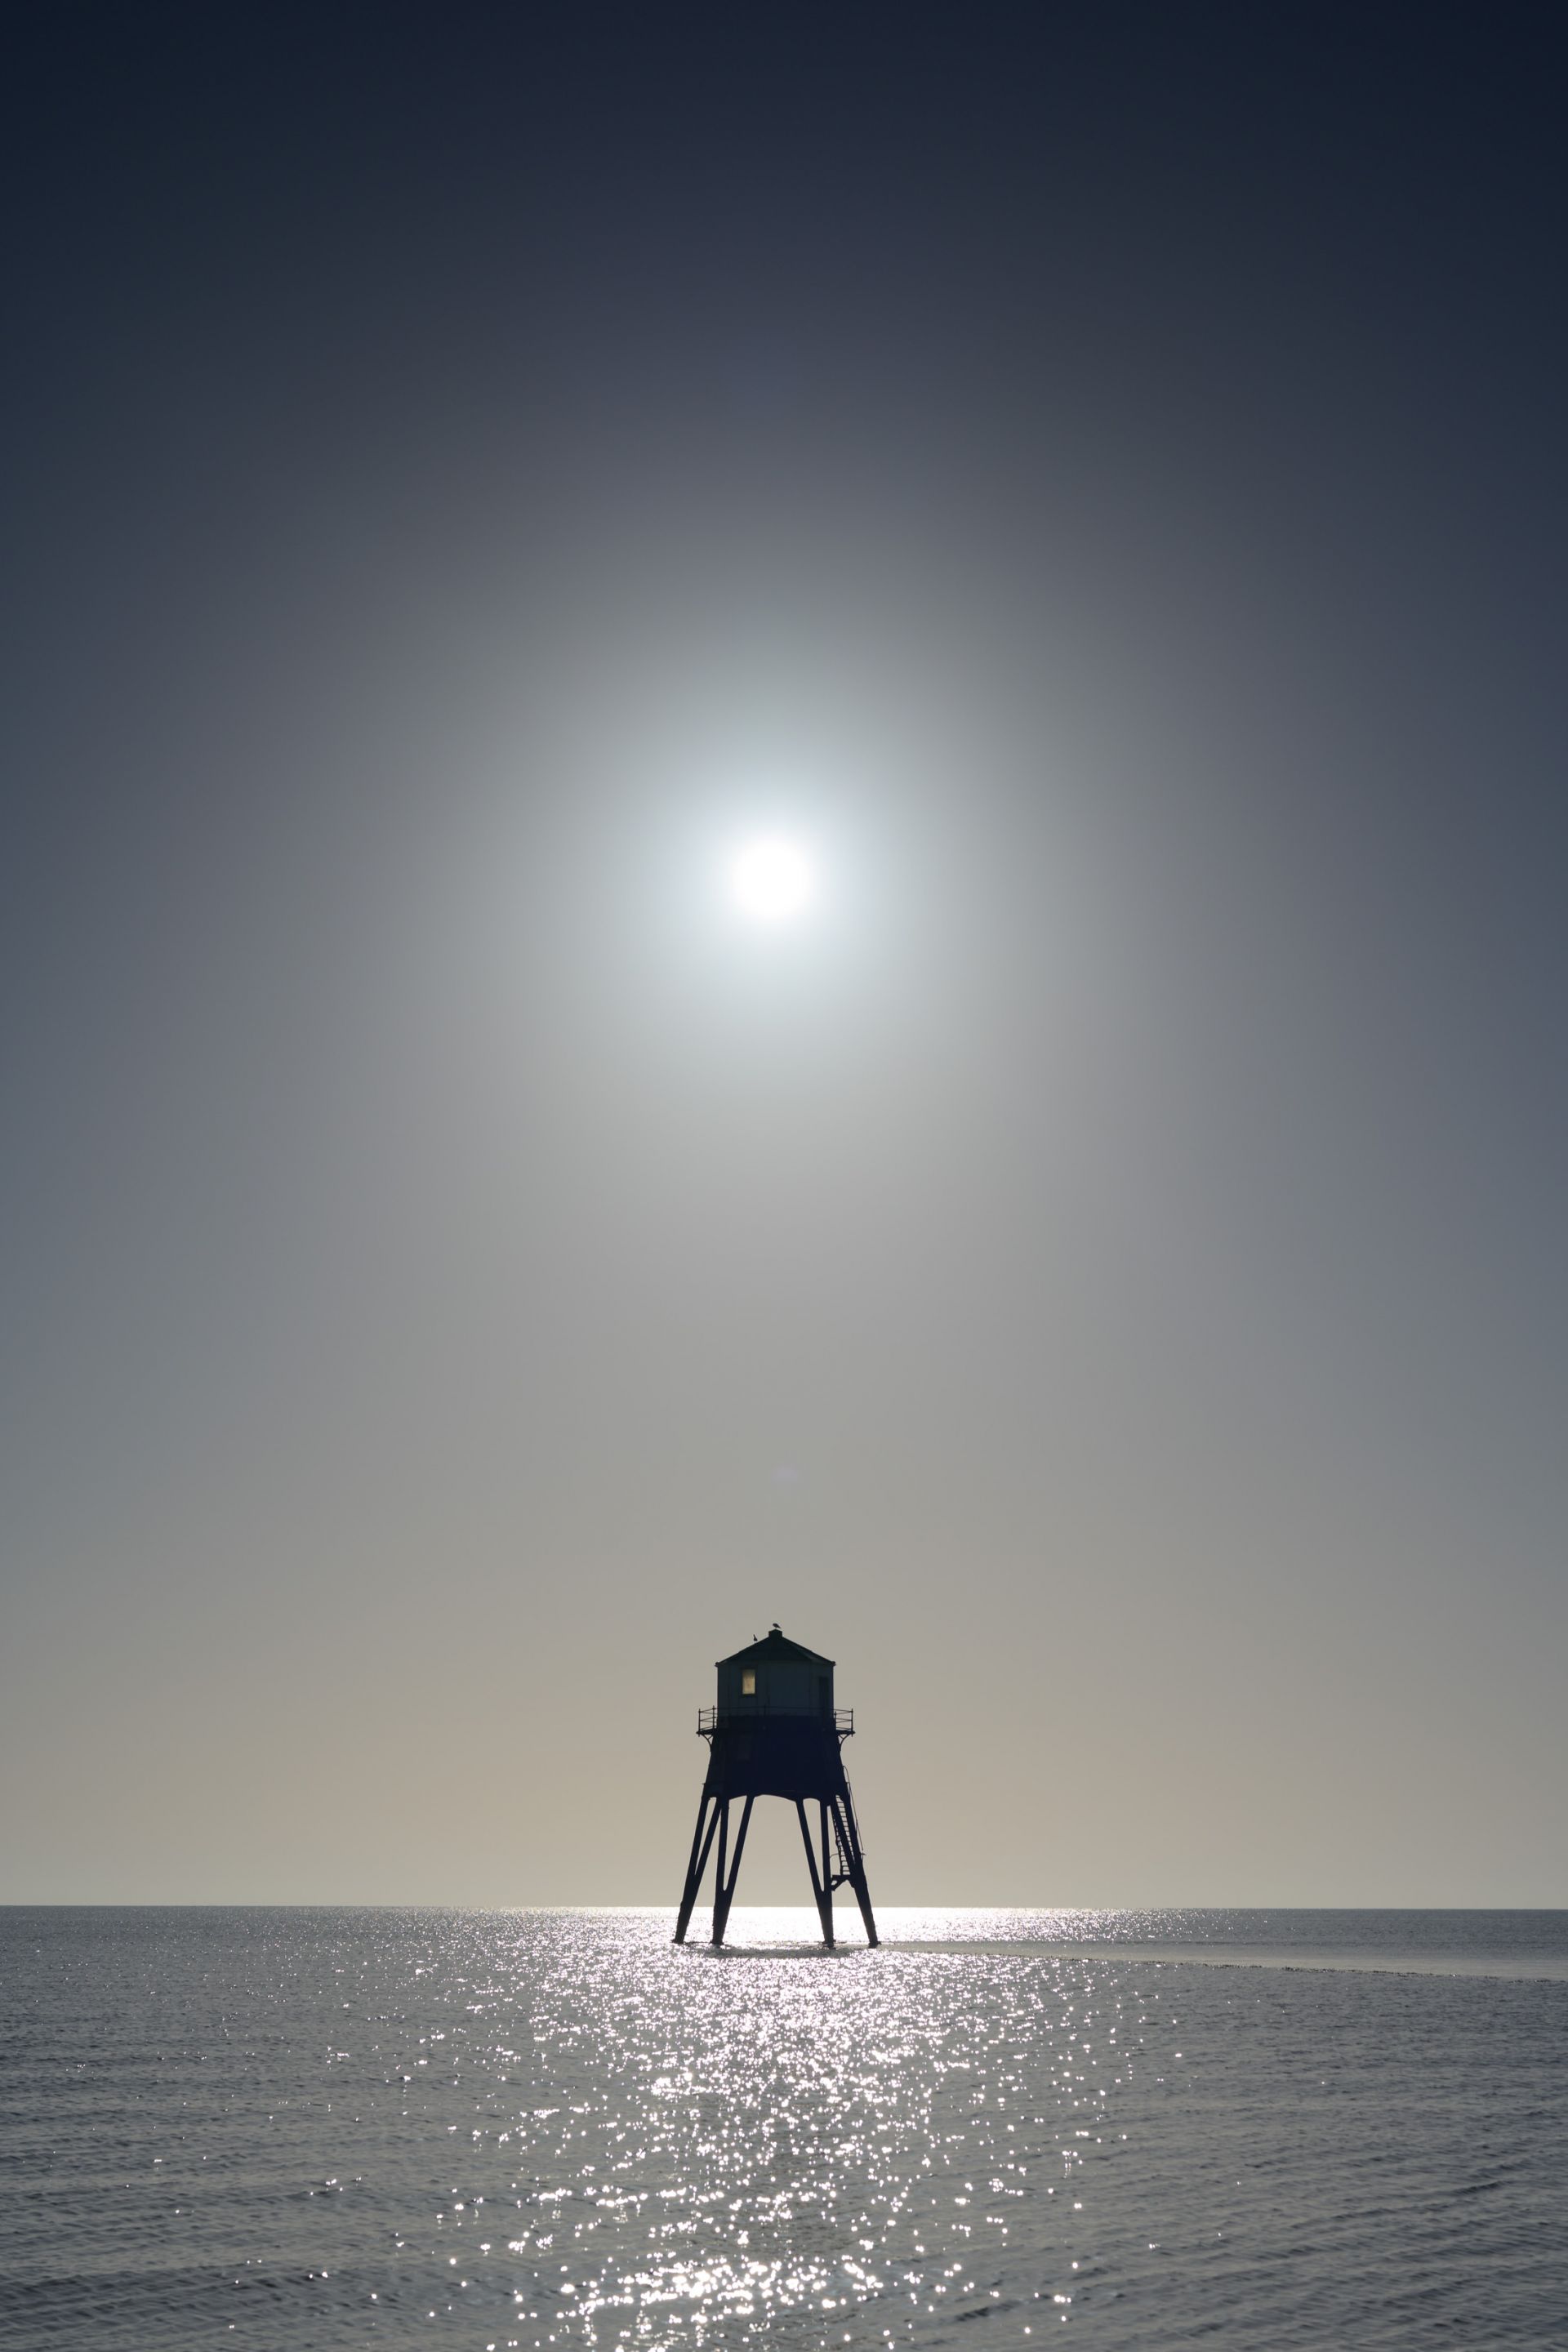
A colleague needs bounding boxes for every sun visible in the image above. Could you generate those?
[725,835,817,924]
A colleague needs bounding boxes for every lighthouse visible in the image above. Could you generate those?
[673,1624,879,1948]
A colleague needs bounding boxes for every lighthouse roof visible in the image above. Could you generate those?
[717,1624,834,1670]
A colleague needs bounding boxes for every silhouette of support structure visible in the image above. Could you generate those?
[672,1627,878,1948]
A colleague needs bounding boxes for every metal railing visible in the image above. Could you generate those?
[697,1705,854,1735]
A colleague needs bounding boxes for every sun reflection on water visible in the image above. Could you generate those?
[11,1905,1561,2350]
[379,1909,1139,2345]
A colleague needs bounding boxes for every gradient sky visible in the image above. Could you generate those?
[3,3,1566,1907]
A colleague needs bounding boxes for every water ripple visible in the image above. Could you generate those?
[2,1908,1566,2348]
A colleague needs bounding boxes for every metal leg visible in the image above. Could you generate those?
[708,1802,731,1946]
[674,1793,721,1944]
[832,1788,879,1947]
[796,1797,833,1943]
[818,1801,836,1947]
[711,1795,754,1946]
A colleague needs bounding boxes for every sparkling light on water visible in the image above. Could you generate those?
[2,1908,1566,2349]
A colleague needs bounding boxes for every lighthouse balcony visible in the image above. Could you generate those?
[698,1704,853,1735]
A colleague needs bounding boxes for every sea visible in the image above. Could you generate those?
[2,1907,1566,2350]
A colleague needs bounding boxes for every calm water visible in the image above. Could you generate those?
[3,1908,1566,2350]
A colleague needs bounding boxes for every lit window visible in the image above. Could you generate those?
[742,1670,756,1695]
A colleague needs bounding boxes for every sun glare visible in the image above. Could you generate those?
[726,835,817,924]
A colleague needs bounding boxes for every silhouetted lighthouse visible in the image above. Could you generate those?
[673,1624,879,1948]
